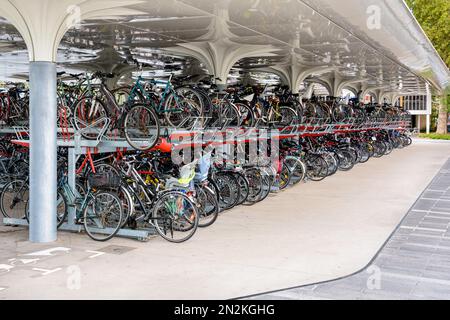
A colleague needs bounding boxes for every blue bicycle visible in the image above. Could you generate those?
[113,74,203,129]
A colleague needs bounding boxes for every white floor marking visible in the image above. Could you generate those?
[0,287,6,292]
[8,258,40,266]
[400,226,446,232]
[32,267,62,276]
[421,197,450,201]
[85,250,106,259]
[0,264,14,273]
[25,247,71,256]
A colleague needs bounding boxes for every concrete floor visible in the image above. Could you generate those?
[0,139,449,299]
[247,156,450,300]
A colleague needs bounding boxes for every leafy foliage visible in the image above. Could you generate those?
[419,133,450,140]
[405,0,450,67]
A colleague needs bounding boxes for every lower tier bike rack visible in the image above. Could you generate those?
[1,121,412,241]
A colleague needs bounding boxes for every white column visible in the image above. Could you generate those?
[426,83,432,134]
[0,0,143,242]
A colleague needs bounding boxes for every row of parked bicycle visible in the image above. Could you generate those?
[0,72,410,152]
[0,128,412,242]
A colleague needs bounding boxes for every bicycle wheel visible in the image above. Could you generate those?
[254,167,273,202]
[322,151,339,176]
[235,103,255,127]
[278,163,291,190]
[405,136,413,146]
[219,102,240,128]
[284,156,306,185]
[124,104,160,151]
[152,191,199,243]
[214,173,240,211]
[10,160,28,178]
[175,87,205,115]
[0,179,28,219]
[277,106,298,127]
[243,167,263,205]
[305,154,327,182]
[358,144,371,163]
[73,96,109,139]
[372,141,386,158]
[384,141,394,155]
[83,191,123,241]
[235,172,250,205]
[195,184,219,228]
[85,163,133,228]
[164,94,202,129]
[337,150,354,171]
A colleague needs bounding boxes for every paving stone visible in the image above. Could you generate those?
[422,217,450,225]
[404,236,441,246]
[434,201,450,208]
[423,191,444,199]
[426,212,450,219]
[417,222,448,231]
[438,239,450,247]
[364,278,417,296]
[410,229,445,237]
[433,248,450,256]
[413,199,437,211]
[411,282,450,299]
[429,253,450,265]
[421,270,450,282]
[379,265,424,277]
[247,160,450,301]
[358,290,411,300]
[401,219,423,227]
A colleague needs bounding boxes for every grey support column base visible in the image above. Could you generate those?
[29,61,57,243]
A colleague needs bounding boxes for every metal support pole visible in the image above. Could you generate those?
[29,62,57,243]
[67,148,77,224]
[426,83,432,134]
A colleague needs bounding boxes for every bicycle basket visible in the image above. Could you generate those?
[88,172,121,189]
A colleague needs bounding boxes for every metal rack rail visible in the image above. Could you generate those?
[1,119,411,240]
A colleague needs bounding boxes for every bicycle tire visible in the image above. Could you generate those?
[124,104,160,151]
[83,191,123,242]
[0,179,28,219]
[72,96,109,140]
[195,184,219,228]
[152,191,199,243]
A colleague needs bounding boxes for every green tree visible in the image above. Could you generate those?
[406,0,450,134]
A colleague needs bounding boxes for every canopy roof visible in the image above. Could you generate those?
[0,0,447,96]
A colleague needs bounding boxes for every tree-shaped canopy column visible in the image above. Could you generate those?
[0,0,143,242]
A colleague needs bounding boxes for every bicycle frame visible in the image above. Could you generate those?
[58,177,93,222]
[128,74,184,113]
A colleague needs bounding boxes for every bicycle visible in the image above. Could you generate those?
[72,72,160,151]
[115,154,200,243]
[114,74,202,130]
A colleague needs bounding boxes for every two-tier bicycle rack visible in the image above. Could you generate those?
[0,116,412,241]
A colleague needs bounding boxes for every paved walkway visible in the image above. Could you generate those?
[0,139,449,299]
[246,156,450,300]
